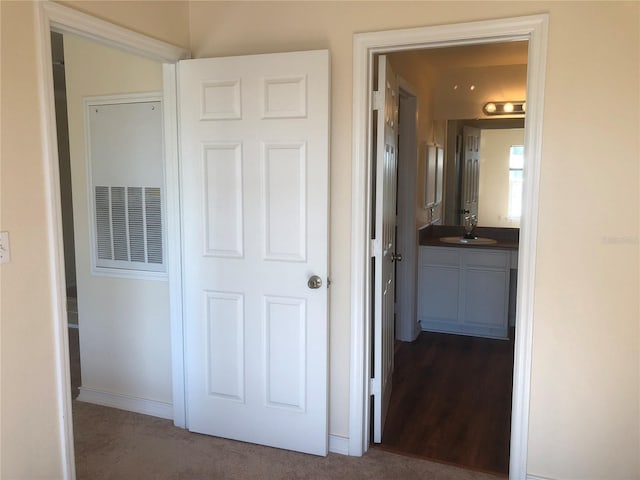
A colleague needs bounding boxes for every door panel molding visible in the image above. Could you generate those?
[350,15,549,480]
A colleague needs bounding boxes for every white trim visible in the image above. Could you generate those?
[42,2,190,63]
[349,16,548,480]
[328,435,350,455]
[36,3,190,479]
[83,92,169,279]
[77,387,173,420]
[163,64,186,429]
[510,15,548,479]
[83,91,163,106]
[395,80,419,342]
[527,476,554,480]
[35,7,76,480]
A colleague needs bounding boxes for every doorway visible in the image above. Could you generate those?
[372,43,526,474]
[50,25,176,465]
[38,4,189,477]
[350,16,549,480]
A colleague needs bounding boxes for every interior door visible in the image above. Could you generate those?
[372,55,399,443]
[178,50,330,456]
[460,126,481,223]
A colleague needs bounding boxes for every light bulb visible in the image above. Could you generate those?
[503,102,514,113]
[484,103,497,113]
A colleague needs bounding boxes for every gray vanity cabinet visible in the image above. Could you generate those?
[418,246,510,339]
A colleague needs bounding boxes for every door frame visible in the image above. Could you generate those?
[35,3,190,479]
[395,78,419,343]
[349,15,548,479]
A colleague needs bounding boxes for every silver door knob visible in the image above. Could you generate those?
[307,275,323,289]
[391,252,403,262]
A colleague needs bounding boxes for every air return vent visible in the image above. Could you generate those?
[85,95,165,277]
[94,186,165,272]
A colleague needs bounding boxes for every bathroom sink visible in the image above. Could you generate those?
[439,236,498,245]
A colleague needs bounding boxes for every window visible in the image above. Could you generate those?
[508,145,524,219]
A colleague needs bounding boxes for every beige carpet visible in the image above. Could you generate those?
[72,401,505,480]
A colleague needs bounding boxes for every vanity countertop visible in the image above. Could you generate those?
[419,225,519,250]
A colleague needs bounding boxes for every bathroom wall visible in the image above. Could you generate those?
[388,52,446,228]
[478,128,525,228]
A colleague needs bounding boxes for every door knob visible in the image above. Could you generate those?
[391,252,403,262]
[307,275,323,289]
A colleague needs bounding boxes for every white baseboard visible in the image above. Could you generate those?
[528,475,554,480]
[77,386,173,420]
[328,434,349,455]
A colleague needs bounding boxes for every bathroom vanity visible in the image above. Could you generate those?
[418,226,518,340]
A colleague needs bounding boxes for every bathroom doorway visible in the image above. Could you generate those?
[364,33,540,475]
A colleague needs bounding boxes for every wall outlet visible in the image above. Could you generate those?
[0,231,10,263]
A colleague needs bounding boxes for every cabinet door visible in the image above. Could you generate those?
[421,265,459,322]
[461,249,510,338]
[463,269,509,328]
[418,247,460,323]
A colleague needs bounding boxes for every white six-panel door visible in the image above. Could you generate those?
[461,126,481,223]
[372,55,399,443]
[178,50,330,456]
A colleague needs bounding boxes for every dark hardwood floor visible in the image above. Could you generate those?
[378,331,514,476]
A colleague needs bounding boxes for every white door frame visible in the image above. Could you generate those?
[349,15,548,479]
[395,78,419,343]
[35,3,190,479]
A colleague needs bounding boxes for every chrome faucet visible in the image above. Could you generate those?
[463,214,478,239]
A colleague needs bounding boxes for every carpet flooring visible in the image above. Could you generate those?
[72,401,505,480]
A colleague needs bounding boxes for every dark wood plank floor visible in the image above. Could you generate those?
[378,331,514,476]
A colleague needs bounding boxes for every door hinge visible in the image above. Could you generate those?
[369,378,380,396]
[327,277,332,288]
[370,238,381,257]
[372,90,384,111]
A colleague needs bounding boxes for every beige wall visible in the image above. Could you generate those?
[1,2,638,480]
[387,52,446,227]
[188,2,639,479]
[1,3,66,478]
[63,34,172,406]
[58,0,190,51]
[478,128,524,228]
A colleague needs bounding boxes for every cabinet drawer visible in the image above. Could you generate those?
[463,249,509,269]
[420,246,460,267]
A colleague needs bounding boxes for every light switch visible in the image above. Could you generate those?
[0,231,10,263]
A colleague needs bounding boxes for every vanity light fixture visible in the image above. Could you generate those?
[483,101,526,116]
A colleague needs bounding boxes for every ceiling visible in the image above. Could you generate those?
[391,40,528,69]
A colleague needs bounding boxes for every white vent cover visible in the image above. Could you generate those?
[95,186,164,271]
[86,95,165,276]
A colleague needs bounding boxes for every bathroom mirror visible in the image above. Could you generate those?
[443,118,525,228]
